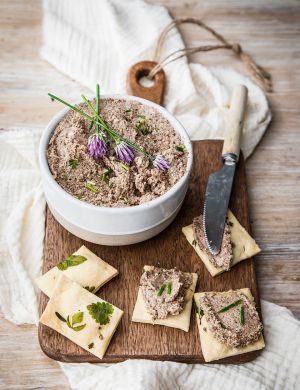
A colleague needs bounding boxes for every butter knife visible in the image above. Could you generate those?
[203,84,248,255]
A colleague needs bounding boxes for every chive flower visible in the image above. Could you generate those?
[88,133,107,160]
[153,155,170,171]
[115,141,135,164]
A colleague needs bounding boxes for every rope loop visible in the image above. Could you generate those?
[148,18,272,92]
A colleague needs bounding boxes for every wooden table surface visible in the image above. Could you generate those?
[0,0,299,388]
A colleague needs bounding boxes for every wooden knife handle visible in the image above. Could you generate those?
[222,85,248,161]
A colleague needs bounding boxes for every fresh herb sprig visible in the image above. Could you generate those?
[84,286,96,293]
[48,87,170,171]
[198,307,204,318]
[55,311,86,331]
[56,255,87,271]
[95,84,101,134]
[217,299,242,313]
[167,282,172,295]
[99,169,113,188]
[66,311,86,331]
[55,312,66,322]
[240,305,245,326]
[157,283,166,296]
[81,94,153,159]
[87,302,114,325]
[121,163,130,171]
[68,159,79,169]
[175,144,185,152]
[85,180,99,193]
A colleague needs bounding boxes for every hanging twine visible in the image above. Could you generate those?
[148,18,272,93]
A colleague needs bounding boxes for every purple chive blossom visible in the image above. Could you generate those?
[153,155,170,171]
[88,133,107,160]
[115,141,135,164]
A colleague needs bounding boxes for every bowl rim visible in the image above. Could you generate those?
[39,94,193,214]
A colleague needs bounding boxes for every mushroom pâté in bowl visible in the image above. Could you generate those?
[39,86,193,245]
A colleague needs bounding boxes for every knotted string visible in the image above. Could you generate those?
[148,18,272,92]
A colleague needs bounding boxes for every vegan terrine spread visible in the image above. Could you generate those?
[199,291,263,347]
[140,266,192,320]
[192,215,232,270]
[47,98,187,207]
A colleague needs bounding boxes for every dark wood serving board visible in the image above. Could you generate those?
[38,140,262,364]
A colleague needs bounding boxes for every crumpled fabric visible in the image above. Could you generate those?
[41,0,271,159]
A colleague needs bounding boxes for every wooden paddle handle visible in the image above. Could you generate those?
[127,61,165,105]
[222,85,248,160]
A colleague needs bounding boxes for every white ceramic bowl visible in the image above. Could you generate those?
[39,94,193,245]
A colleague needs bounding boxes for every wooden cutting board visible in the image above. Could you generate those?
[38,140,262,364]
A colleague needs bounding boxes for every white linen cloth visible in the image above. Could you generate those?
[41,0,271,159]
[0,0,299,389]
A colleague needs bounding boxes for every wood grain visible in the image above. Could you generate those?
[127,61,166,105]
[39,140,262,364]
[0,0,299,388]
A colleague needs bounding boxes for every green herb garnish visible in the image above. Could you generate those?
[240,305,245,326]
[120,163,130,171]
[66,311,86,332]
[96,84,100,134]
[217,299,242,313]
[88,342,94,349]
[157,283,166,296]
[198,307,204,318]
[142,128,151,135]
[192,239,197,246]
[55,311,66,322]
[134,114,151,135]
[57,255,87,271]
[84,286,96,293]
[220,322,227,329]
[99,169,113,188]
[167,282,172,295]
[68,159,79,169]
[87,302,114,325]
[175,144,185,152]
[48,92,154,161]
[85,180,98,193]
[125,109,131,113]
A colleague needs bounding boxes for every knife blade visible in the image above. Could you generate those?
[203,85,248,255]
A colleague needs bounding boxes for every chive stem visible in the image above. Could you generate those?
[157,283,166,296]
[49,92,154,160]
[167,282,172,294]
[217,299,242,313]
[240,305,245,326]
[96,84,100,134]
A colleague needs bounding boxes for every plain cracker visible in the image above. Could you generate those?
[40,274,123,359]
[36,245,118,297]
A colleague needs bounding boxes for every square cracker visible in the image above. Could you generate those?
[132,266,198,332]
[194,289,265,362]
[40,274,123,360]
[182,210,261,277]
[36,245,118,297]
